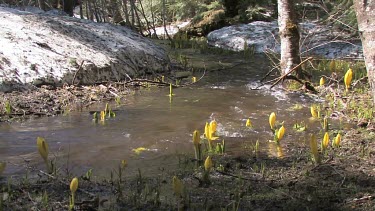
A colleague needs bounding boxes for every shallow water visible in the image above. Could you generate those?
[0,55,325,177]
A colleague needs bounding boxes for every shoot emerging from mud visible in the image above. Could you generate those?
[69,177,78,211]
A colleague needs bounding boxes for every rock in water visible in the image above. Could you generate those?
[0,6,169,92]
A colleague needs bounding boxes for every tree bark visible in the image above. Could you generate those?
[138,0,154,36]
[130,0,135,28]
[354,0,375,103]
[122,0,131,27]
[110,0,123,24]
[63,0,75,16]
[278,0,302,77]
[38,0,46,11]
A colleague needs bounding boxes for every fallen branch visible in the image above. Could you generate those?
[270,57,313,89]
[71,60,85,85]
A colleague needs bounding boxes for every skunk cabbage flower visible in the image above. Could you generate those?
[246,119,252,127]
[193,130,201,160]
[269,112,276,130]
[100,111,105,122]
[204,122,211,141]
[193,130,200,147]
[204,156,213,172]
[169,84,175,96]
[132,147,147,155]
[37,137,49,162]
[192,77,197,83]
[344,68,353,91]
[333,133,341,148]
[310,106,318,118]
[322,132,330,151]
[70,177,79,194]
[277,125,285,141]
[320,77,325,86]
[210,120,217,135]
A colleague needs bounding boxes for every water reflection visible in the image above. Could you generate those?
[0,57,321,177]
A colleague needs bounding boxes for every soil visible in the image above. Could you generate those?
[0,83,129,122]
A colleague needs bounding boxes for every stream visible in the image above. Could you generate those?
[0,55,323,178]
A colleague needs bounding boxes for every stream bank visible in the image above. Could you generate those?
[0,6,169,93]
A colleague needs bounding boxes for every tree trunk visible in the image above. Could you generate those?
[38,0,46,11]
[130,0,135,28]
[162,0,172,40]
[92,0,101,22]
[86,0,94,20]
[354,0,375,103]
[278,0,302,77]
[138,0,153,36]
[122,0,131,27]
[150,0,158,38]
[131,0,145,36]
[100,0,108,23]
[110,0,123,24]
[63,0,75,16]
[79,1,83,19]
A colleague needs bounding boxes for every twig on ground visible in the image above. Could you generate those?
[72,60,85,85]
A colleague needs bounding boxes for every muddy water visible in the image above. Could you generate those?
[0,55,323,177]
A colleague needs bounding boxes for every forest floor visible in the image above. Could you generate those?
[1,44,375,210]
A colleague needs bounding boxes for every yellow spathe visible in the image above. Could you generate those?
[344,68,353,91]
[37,137,49,162]
[269,112,276,130]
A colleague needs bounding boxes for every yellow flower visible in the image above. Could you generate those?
[204,156,213,172]
[104,103,109,115]
[193,130,201,160]
[277,125,285,141]
[333,133,341,148]
[70,177,79,194]
[168,84,175,96]
[310,105,318,118]
[0,162,6,174]
[172,176,184,197]
[344,68,353,91]
[246,118,252,127]
[269,112,276,130]
[310,134,319,163]
[322,132,330,151]
[193,130,200,147]
[132,147,147,155]
[320,77,325,86]
[204,122,211,141]
[161,75,165,83]
[37,137,49,162]
[192,77,197,83]
[100,110,105,122]
[209,120,217,135]
[121,160,127,168]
